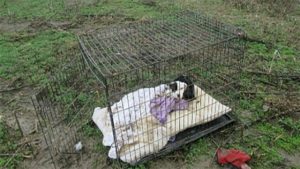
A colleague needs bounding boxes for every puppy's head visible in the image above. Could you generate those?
[168,81,187,99]
[174,75,195,100]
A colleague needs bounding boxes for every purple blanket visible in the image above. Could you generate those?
[150,96,188,124]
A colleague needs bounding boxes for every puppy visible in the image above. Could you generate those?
[169,75,195,100]
[167,81,188,99]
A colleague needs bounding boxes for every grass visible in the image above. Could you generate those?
[0,0,181,21]
[232,118,300,168]
[257,121,300,153]
[0,0,65,20]
[247,42,299,73]
[0,0,299,169]
[227,0,299,17]
[80,0,165,19]
[0,30,75,84]
[184,139,212,163]
[0,122,23,169]
[192,0,300,50]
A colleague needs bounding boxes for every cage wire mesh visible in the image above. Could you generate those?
[32,10,248,167]
[78,10,245,164]
[31,54,104,168]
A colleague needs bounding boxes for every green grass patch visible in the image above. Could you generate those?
[0,122,23,169]
[80,0,165,20]
[228,118,300,169]
[82,123,101,138]
[0,0,66,20]
[0,30,75,83]
[184,139,212,163]
[0,0,181,20]
[246,42,299,73]
[257,119,300,153]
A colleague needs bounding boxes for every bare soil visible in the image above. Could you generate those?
[0,79,36,135]
[281,151,300,168]
[0,15,133,34]
[0,79,52,168]
[0,21,31,32]
[65,0,99,8]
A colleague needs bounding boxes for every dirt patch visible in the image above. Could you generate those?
[280,151,300,168]
[70,15,136,34]
[65,0,99,8]
[20,133,55,169]
[187,155,222,169]
[1,85,37,136]
[149,158,186,169]
[49,21,73,29]
[0,15,134,34]
[0,20,74,33]
[0,21,31,32]
[290,111,300,121]
[0,78,52,168]
[29,21,74,31]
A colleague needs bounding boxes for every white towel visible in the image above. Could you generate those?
[92,85,231,163]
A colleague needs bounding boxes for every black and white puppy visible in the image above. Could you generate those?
[168,75,195,100]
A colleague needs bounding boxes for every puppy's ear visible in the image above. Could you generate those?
[183,85,195,100]
[174,75,185,83]
[175,75,193,86]
[169,82,177,92]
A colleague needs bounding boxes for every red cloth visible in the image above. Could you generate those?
[217,148,251,169]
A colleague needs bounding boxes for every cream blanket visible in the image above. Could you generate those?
[92,85,231,164]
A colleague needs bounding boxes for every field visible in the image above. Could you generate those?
[0,0,299,169]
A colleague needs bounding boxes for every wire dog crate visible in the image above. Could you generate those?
[32,10,246,168]
[78,10,245,164]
